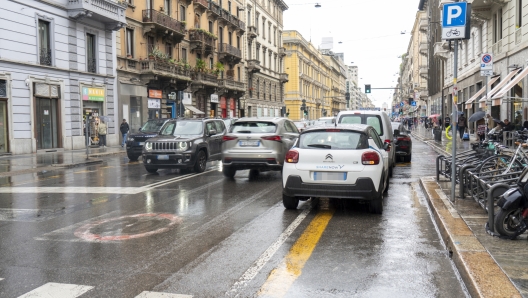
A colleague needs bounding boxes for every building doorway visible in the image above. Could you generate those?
[0,100,8,153]
[36,97,58,149]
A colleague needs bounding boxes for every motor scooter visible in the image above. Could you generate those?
[494,167,528,239]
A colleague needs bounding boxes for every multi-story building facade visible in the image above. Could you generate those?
[244,0,288,118]
[116,0,247,133]
[346,65,361,110]
[282,30,346,120]
[0,0,125,154]
[421,0,528,131]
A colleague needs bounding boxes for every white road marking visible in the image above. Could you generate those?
[0,208,66,222]
[0,278,3,281]
[17,282,93,298]
[135,292,192,298]
[0,169,216,194]
[227,207,311,296]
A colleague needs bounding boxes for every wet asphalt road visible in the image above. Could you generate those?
[0,140,468,298]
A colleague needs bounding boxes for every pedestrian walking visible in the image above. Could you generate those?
[120,119,129,147]
[515,111,523,130]
[457,113,467,140]
[98,120,107,147]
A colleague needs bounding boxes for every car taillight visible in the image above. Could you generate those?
[222,135,238,142]
[362,151,380,165]
[384,139,392,144]
[262,135,282,142]
[397,136,410,141]
[285,150,299,163]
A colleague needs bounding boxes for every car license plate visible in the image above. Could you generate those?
[138,142,144,146]
[313,172,347,181]
[157,155,169,160]
[239,141,259,147]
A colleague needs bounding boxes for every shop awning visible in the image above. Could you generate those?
[184,104,205,114]
[478,68,522,104]
[492,66,528,100]
[464,76,500,108]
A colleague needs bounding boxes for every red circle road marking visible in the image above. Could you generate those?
[74,213,181,241]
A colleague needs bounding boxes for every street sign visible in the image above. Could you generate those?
[480,70,494,76]
[400,102,404,107]
[411,101,417,107]
[442,2,471,40]
[480,53,493,73]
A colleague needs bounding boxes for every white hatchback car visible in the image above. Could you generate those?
[282,124,390,214]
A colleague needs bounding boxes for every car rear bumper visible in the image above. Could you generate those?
[395,150,410,156]
[283,175,377,200]
[222,156,283,171]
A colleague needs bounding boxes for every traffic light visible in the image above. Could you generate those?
[345,92,350,102]
[365,84,371,93]
[301,99,307,112]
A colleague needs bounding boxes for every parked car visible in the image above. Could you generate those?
[126,118,171,161]
[221,117,300,178]
[391,122,412,162]
[282,124,390,214]
[318,116,336,124]
[293,121,307,132]
[337,110,395,177]
[142,118,226,173]
[222,118,238,131]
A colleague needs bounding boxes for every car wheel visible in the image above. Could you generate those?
[194,150,207,173]
[222,165,236,178]
[145,167,158,173]
[370,183,384,214]
[389,165,393,177]
[127,154,139,161]
[384,174,390,194]
[283,193,299,209]
[249,169,260,179]
[405,154,412,162]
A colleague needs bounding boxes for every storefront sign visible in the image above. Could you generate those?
[148,89,163,99]
[182,92,192,105]
[82,87,105,101]
[210,94,219,103]
[148,99,161,109]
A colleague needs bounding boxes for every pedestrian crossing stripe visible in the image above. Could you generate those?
[7,282,193,298]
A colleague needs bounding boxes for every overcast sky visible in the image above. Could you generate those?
[283,0,420,108]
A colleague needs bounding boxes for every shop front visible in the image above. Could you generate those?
[82,86,105,147]
[220,97,227,118]
[35,83,62,150]
[148,89,162,119]
[0,79,8,153]
[229,98,236,118]
[210,94,219,118]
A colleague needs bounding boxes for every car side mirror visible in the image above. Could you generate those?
[208,129,217,136]
[138,127,142,131]
[394,129,399,136]
[383,143,391,152]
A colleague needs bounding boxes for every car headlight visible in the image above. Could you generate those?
[177,142,188,151]
[127,137,135,141]
[145,142,152,151]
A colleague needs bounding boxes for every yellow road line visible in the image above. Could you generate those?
[258,210,334,297]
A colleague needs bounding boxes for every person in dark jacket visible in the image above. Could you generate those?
[457,113,467,140]
[503,119,515,132]
[120,119,130,147]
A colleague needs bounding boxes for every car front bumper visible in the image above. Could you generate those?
[142,152,194,168]
[282,175,378,200]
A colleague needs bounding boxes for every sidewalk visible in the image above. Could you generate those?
[0,146,126,177]
[412,125,527,298]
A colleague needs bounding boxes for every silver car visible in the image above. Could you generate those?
[221,117,300,178]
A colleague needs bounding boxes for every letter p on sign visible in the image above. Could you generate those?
[447,6,462,25]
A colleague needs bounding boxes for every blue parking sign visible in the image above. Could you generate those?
[442,2,470,40]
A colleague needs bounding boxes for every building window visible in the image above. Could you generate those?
[195,13,200,28]
[210,57,214,69]
[126,28,134,57]
[38,20,52,66]
[219,27,224,44]
[228,1,231,13]
[182,48,187,62]
[86,33,96,73]
[147,35,155,53]
[127,0,133,4]
[262,18,266,39]
[236,36,240,48]
[237,66,241,81]
[0,80,6,98]
[262,48,266,67]
[257,79,260,98]
[219,0,223,8]
[255,14,259,33]
[180,5,186,21]
[209,21,213,33]
[228,31,232,45]
[236,6,240,17]
[164,0,171,16]
[248,11,251,26]
[518,0,523,27]
[165,43,172,59]
[268,24,271,42]
[256,45,260,60]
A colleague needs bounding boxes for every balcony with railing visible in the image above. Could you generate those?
[67,0,126,30]
[39,48,52,66]
[247,26,257,39]
[117,56,192,81]
[492,38,504,55]
[218,77,245,93]
[218,43,242,64]
[279,47,286,57]
[191,72,218,87]
[87,57,97,73]
[279,73,289,83]
[419,42,428,56]
[247,59,261,73]
[189,29,216,55]
[208,1,221,17]
[143,9,186,42]
[193,0,209,10]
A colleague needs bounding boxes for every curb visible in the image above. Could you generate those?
[88,150,126,158]
[419,177,522,298]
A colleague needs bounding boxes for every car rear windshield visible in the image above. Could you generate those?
[299,130,368,150]
[230,122,277,133]
[160,121,203,136]
[141,120,166,132]
[339,115,383,136]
